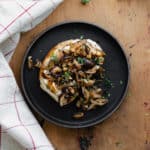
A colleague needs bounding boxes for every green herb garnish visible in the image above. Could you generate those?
[120,80,123,85]
[107,93,111,97]
[77,57,84,64]
[102,96,106,99]
[51,54,58,62]
[81,0,91,5]
[104,78,112,87]
[94,57,104,64]
[63,71,71,80]
[80,35,84,39]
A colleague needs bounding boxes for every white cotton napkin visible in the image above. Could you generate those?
[0,0,63,150]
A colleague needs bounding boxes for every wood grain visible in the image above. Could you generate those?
[10,0,150,149]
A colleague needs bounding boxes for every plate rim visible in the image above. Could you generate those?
[21,21,130,128]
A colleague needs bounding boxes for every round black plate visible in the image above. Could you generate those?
[21,22,129,128]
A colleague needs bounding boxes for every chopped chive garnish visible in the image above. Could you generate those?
[77,57,84,64]
[102,96,106,99]
[63,71,71,80]
[80,35,84,39]
[51,54,58,62]
[120,80,123,85]
[94,57,104,64]
[108,93,111,97]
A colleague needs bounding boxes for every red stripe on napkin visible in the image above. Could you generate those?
[0,2,38,35]
[13,87,36,150]
[17,2,34,27]
[0,75,12,79]
[4,49,15,57]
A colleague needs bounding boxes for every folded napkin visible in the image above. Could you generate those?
[0,0,63,150]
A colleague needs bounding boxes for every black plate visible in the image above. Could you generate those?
[21,22,129,128]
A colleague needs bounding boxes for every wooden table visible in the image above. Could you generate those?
[10,0,150,149]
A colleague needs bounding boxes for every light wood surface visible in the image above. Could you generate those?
[10,0,150,149]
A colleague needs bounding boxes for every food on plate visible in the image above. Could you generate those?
[28,56,41,69]
[73,112,84,119]
[39,39,108,113]
[28,56,33,69]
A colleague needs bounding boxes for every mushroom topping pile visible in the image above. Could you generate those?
[40,39,108,115]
